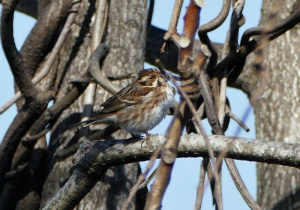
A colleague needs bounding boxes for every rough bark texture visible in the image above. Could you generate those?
[239,0,300,209]
[40,0,148,209]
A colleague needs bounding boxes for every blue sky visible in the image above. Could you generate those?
[0,0,262,209]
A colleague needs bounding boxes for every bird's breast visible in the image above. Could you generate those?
[116,85,175,134]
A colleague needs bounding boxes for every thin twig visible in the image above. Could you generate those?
[217,0,245,139]
[199,61,260,210]
[139,167,157,189]
[144,101,188,210]
[122,147,162,210]
[146,0,155,34]
[145,2,201,209]
[218,0,245,127]
[170,76,216,168]
[88,47,120,94]
[225,160,261,210]
[161,0,184,52]
[87,0,120,94]
[225,105,249,132]
[195,159,208,210]
[197,42,224,209]
[169,75,223,209]
[81,0,109,136]
[222,0,245,58]
[241,6,300,47]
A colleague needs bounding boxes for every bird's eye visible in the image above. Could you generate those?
[148,77,153,80]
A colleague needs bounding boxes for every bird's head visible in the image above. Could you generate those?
[136,68,168,87]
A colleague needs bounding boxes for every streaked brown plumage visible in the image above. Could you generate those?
[70,68,175,135]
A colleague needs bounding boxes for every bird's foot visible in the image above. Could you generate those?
[144,132,152,137]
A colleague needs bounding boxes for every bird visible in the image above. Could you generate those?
[70,68,176,136]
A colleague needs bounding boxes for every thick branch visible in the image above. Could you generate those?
[71,135,300,170]
[1,0,39,98]
[0,1,81,114]
[0,0,38,18]
[198,0,231,34]
[20,0,73,78]
[44,134,300,210]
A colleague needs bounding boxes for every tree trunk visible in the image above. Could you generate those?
[40,0,148,209]
[245,0,300,209]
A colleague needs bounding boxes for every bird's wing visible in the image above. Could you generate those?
[100,85,154,113]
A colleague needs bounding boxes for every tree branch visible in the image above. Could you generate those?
[0,0,52,196]
[0,0,81,114]
[66,134,300,171]
[43,134,300,210]
[145,1,201,209]
[1,0,39,98]
[198,0,231,34]
[0,0,38,18]
[20,0,73,78]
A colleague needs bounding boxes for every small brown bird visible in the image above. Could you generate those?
[71,68,175,135]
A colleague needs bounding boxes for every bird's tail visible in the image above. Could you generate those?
[69,115,106,131]
[68,120,93,131]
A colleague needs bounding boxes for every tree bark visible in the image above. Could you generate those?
[239,0,300,209]
[40,0,148,209]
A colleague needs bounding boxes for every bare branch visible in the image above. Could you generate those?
[144,101,188,210]
[170,73,221,204]
[195,159,208,210]
[7,45,110,195]
[19,0,73,78]
[54,134,300,174]
[164,0,183,39]
[145,1,201,209]
[225,160,261,210]
[222,0,245,58]
[23,44,110,142]
[0,1,81,114]
[146,0,154,34]
[198,27,259,209]
[161,0,185,51]
[218,0,245,127]
[122,147,162,210]
[43,134,300,210]
[241,6,300,47]
[1,0,39,98]
[226,106,249,132]
[198,0,231,34]
[0,0,38,18]
[81,0,109,136]
[0,0,53,197]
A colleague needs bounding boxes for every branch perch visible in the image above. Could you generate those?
[44,134,300,210]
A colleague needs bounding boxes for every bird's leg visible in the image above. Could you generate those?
[144,132,152,137]
[139,132,153,147]
[130,133,144,139]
